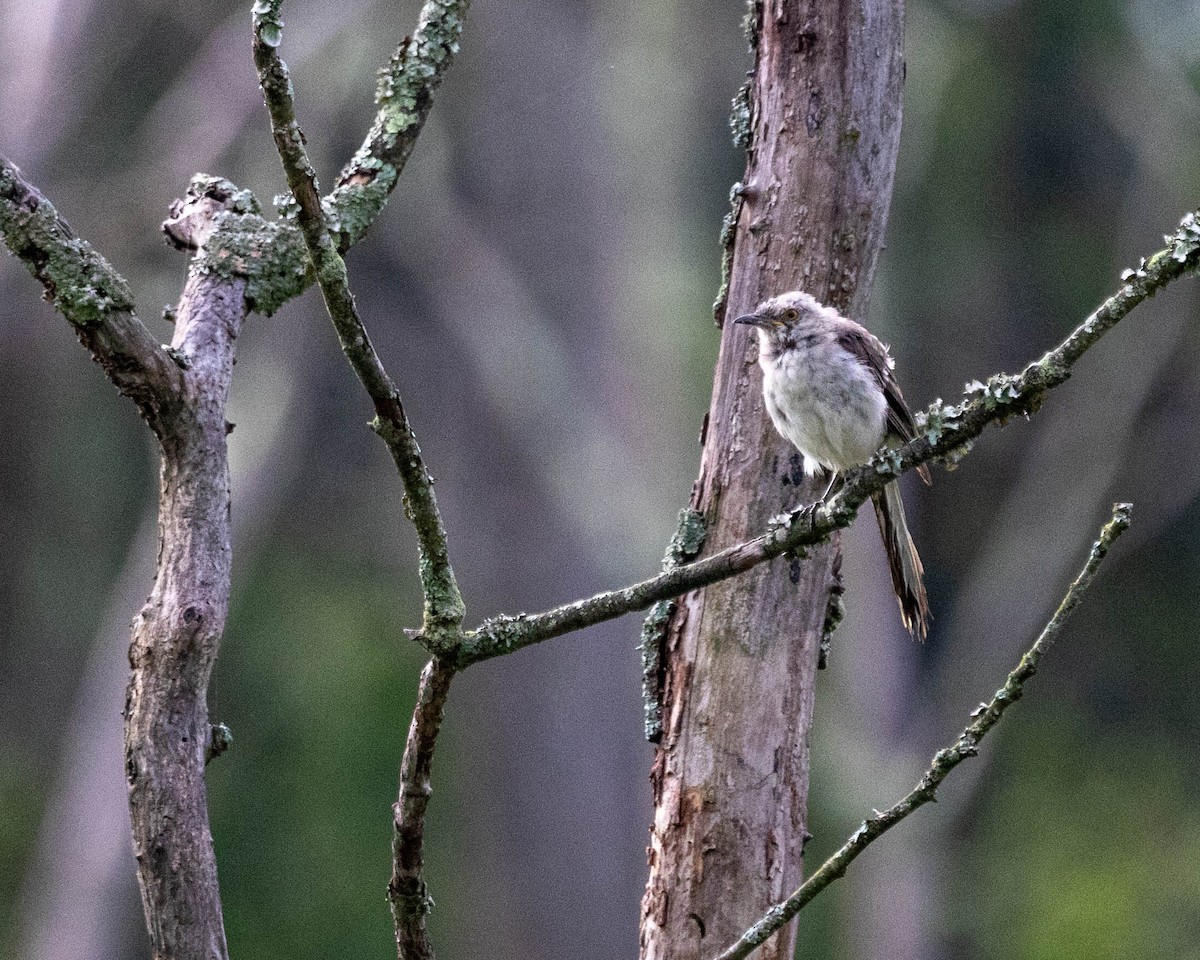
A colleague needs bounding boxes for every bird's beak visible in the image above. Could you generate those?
[733,312,766,328]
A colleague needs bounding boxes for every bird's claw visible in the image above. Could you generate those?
[797,499,822,536]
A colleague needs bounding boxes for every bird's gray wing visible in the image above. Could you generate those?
[835,322,932,485]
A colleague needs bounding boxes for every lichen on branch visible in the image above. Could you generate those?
[326,0,471,249]
[253,0,465,649]
[252,8,469,957]
[0,154,183,424]
[457,212,1200,666]
[0,160,135,327]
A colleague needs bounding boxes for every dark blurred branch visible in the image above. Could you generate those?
[254,0,465,647]
[0,155,183,431]
[389,658,455,960]
[713,502,1133,960]
[457,216,1200,667]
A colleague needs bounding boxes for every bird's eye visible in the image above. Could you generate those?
[785,308,799,321]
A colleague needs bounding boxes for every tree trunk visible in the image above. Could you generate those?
[639,3,905,958]
[125,272,246,960]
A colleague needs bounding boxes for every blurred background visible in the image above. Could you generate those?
[3,0,1200,958]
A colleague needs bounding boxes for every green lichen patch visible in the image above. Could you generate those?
[639,509,707,742]
[1168,210,1200,264]
[730,82,753,149]
[0,165,137,328]
[714,183,748,321]
[742,0,762,50]
[251,0,285,48]
[327,0,469,248]
[370,1,465,141]
[963,373,1022,414]
[185,174,261,216]
[193,212,311,317]
[326,167,397,247]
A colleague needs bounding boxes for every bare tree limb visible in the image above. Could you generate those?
[457,217,1200,667]
[0,160,258,956]
[1,3,474,956]
[712,502,1133,960]
[253,7,469,957]
[253,0,465,647]
[124,264,250,960]
[0,154,183,429]
[325,0,470,250]
[389,657,456,960]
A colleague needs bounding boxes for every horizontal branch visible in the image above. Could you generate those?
[455,214,1200,667]
[0,155,183,428]
[712,502,1132,960]
[253,2,464,640]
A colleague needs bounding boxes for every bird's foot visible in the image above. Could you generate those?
[796,499,823,537]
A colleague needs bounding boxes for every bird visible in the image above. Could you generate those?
[735,290,931,638]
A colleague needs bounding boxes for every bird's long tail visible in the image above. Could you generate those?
[871,481,930,639]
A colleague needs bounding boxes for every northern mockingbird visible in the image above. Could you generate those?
[735,290,930,638]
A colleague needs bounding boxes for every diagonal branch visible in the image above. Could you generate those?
[712,502,1133,960]
[325,0,470,250]
[253,9,466,957]
[456,216,1200,667]
[0,155,183,430]
[253,0,465,647]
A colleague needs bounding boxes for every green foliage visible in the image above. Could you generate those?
[208,545,435,960]
[953,718,1200,960]
[0,754,41,954]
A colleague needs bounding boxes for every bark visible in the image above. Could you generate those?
[639,3,905,959]
[389,658,456,960]
[124,271,248,960]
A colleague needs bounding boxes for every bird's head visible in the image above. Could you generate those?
[733,291,828,344]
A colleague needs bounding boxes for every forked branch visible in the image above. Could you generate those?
[253,6,468,957]
[253,0,465,647]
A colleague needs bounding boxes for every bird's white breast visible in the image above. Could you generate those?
[759,336,888,474]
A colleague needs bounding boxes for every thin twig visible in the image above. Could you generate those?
[252,0,465,648]
[253,9,467,958]
[457,221,1200,667]
[389,658,455,960]
[711,502,1133,960]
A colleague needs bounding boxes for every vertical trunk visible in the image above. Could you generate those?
[125,272,246,960]
[639,3,905,958]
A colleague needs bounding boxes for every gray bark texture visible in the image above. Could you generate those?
[639,3,905,959]
[124,271,248,960]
